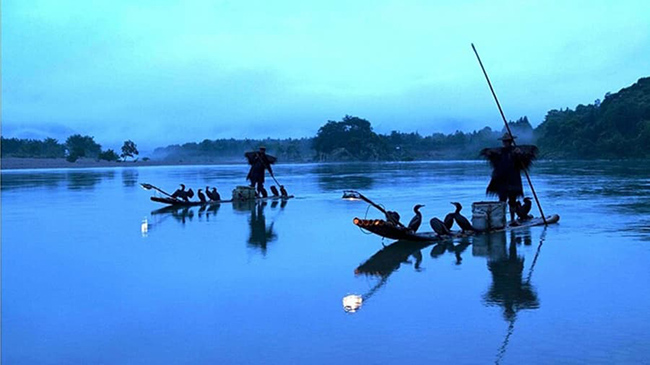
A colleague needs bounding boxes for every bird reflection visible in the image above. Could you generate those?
[150,203,222,226]
[430,237,472,264]
[348,240,433,311]
[355,240,432,278]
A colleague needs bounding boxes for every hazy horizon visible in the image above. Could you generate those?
[3,0,649,151]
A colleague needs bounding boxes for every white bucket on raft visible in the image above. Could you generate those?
[472,201,506,230]
[232,185,256,200]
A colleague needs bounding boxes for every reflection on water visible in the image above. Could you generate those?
[67,171,114,190]
[313,163,375,191]
[247,201,279,255]
[3,161,650,364]
[0,172,65,191]
[148,199,288,255]
[121,169,139,187]
[482,230,540,320]
[0,170,115,191]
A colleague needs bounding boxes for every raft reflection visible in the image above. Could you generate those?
[347,228,544,318]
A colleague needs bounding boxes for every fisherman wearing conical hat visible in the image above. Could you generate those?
[480,133,538,222]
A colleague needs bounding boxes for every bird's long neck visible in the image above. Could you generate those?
[454,205,461,214]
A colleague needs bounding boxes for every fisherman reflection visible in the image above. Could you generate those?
[482,230,539,321]
[248,202,277,255]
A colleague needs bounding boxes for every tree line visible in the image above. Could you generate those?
[1,135,140,162]
[152,76,650,161]
[3,76,648,162]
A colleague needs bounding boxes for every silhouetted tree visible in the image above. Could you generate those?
[313,115,389,161]
[121,140,139,161]
[65,134,102,162]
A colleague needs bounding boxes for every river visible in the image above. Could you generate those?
[2,160,649,364]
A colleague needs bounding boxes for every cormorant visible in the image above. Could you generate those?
[515,197,533,220]
[385,210,401,226]
[280,185,288,197]
[429,217,452,236]
[270,186,280,197]
[186,188,194,200]
[171,184,189,201]
[407,204,425,233]
[197,189,207,203]
[443,212,455,230]
[205,186,215,201]
[451,202,475,233]
[259,186,268,198]
[212,187,221,201]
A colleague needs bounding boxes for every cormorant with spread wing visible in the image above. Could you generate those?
[171,184,189,202]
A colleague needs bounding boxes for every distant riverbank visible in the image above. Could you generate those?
[0,157,244,170]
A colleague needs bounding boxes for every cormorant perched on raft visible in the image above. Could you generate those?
[443,211,455,230]
[211,187,221,201]
[451,202,475,233]
[171,184,189,202]
[259,186,268,198]
[407,204,425,233]
[515,197,533,220]
[280,185,289,197]
[197,189,207,203]
[205,186,217,201]
[270,186,280,197]
[386,210,402,227]
[430,217,452,236]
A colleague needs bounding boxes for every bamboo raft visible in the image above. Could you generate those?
[353,214,560,242]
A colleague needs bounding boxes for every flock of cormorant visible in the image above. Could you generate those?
[405,199,533,236]
[170,183,221,202]
[168,182,289,203]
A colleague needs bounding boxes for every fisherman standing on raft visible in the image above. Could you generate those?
[245,146,277,197]
[480,133,538,223]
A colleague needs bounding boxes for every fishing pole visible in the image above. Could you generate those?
[471,43,548,225]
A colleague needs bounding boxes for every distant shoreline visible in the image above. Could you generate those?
[0,157,245,170]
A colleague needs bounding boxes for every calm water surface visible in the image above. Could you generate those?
[2,161,650,364]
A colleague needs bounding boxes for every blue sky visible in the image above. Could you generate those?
[2,0,649,150]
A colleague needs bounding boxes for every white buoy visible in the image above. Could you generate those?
[141,217,148,236]
[342,294,363,313]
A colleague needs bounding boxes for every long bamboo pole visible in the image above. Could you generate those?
[471,43,547,225]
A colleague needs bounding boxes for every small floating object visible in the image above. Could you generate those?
[342,294,363,313]
[141,217,149,236]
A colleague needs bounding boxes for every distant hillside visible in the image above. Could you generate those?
[534,77,650,159]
